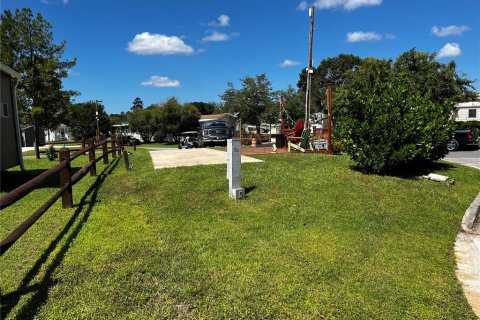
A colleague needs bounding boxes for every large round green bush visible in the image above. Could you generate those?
[336,59,454,173]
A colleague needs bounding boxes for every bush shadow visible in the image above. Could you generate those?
[350,161,457,180]
[0,157,120,319]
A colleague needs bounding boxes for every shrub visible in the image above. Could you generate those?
[45,145,58,161]
[337,75,454,173]
[332,139,343,154]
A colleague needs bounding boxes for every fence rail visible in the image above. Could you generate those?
[0,135,134,257]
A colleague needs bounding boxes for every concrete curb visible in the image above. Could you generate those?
[456,192,480,318]
[461,192,480,232]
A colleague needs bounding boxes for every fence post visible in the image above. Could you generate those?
[133,139,136,151]
[102,137,109,164]
[123,150,131,171]
[119,137,124,153]
[59,148,73,208]
[89,141,97,176]
[111,136,117,158]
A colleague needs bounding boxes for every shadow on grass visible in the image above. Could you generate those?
[350,161,457,179]
[1,167,83,193]
[0,157,120,320]
[244,185,257,195]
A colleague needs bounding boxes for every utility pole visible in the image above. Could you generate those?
[95,100,102,140]
[304,6,315,130]
[280,96,285,131]
[327,83,333,155]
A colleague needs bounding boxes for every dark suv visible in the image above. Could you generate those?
[199,120,233,147]
[447,128,479,151]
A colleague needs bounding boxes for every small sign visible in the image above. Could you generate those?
[313,140,328,150]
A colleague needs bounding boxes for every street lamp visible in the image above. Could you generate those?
[95,100,102,140]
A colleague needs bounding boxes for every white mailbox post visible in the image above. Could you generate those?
[227,139,244,200]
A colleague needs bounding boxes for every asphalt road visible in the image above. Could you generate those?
[444,148,480,169]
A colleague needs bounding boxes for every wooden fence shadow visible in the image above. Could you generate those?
[0,157,120,319]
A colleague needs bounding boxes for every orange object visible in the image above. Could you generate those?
[251,137,257,147]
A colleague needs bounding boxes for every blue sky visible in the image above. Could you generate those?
[3,0,480,114]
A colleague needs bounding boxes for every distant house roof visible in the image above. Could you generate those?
[199,114,226,122]
[455,101,480,108]
[112,123,129,127]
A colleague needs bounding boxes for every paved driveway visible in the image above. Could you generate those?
[443,148,480,169]
[149,148,263,169]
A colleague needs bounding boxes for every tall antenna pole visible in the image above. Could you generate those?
[304,6,315,129]
[327,83,333,154]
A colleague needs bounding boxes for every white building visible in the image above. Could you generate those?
[454,101,480,122]
[44,123,71,142]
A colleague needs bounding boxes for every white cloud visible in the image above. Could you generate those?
[437,42,461,59]
[297,1,308,11]
[431,25,470,37]
[279,59,301,67]
[202,31,229,42]
[346,31,382,42]
[141,76,181,88]
[208,14,230,27]
[127,32,194,55]
[201,31,238,43]
[314,0,382,10]
[40,0,69,4]
[385,33,396,40]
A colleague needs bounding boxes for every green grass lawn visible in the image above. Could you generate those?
[1,149,479,319]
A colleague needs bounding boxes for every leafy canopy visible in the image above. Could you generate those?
[67,101,110,140]
[298,54,363,113]
[0,8,77,129]
[220,74,275,132]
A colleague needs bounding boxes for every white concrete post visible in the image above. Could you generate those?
[227,140,231,179]
[227,139,244,200]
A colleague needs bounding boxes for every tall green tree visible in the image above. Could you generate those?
[0,8,77,129]
[131,97,144,111]
[109,112,128,125]
[276,85,305,125]
[298,54,363,113]
[157,97,200,143]
[220,74,275,133]
[393,48,477,104]
[181,103,201,133]
[67,101,110,140]
[157,98,182,142]
[128,106,159,143]
[189,101,215,115]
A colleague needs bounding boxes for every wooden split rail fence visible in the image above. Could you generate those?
[0,135,135,256]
